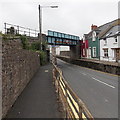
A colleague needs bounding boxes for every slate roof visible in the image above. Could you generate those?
[101,25,120,39]
[98,19,120,38]
[85,19,120,39]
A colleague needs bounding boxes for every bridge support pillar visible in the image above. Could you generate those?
[70,43,80,60]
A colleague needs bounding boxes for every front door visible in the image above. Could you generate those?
[115,49,120,62]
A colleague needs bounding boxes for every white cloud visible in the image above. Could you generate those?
[0,0,119,37]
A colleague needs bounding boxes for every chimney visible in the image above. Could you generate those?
[91,24,98,30]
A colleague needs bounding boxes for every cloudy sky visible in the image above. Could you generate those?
[0,0,119,38]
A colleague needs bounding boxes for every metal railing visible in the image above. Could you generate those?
[52,62,94,119]
[4,23,39,37]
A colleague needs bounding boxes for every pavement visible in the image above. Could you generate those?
[57,59,118,118]
[5,64,61,118]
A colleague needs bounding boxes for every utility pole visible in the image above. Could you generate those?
[38,5,42,51]
[38,5,58,51]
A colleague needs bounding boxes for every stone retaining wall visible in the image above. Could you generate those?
[57,56,120,75]
[2,39,40,117]
[60,51,70,57]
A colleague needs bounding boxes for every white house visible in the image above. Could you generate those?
[100,24,120,62]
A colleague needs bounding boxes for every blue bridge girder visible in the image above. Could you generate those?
[47,30,80,46]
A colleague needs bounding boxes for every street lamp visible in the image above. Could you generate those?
[38,5,58,51]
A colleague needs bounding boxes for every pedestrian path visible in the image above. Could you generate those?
[5,64,61,118]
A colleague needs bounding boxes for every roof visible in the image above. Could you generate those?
[86,19,120,39]
[101,25,120,39]
[98,19,120,38]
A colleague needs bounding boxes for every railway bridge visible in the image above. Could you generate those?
[46,30,81,59]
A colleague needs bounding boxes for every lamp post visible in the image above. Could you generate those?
[38,5,58,51]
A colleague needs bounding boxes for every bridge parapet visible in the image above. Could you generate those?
[47,30,80,46]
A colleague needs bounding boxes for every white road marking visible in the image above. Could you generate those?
[81,73,87,75]
[58,59,116,89]
[92,77,115,89]
[45,70,49,73]
[58,58,119,77]
[105,99,109,102]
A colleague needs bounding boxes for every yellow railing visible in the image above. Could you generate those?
[52,63,94,120]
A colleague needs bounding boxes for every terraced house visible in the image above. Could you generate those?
[87,25,100,59]
[81,19,119,61]
[99,19,120,62]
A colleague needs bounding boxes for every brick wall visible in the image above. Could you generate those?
[2,39,40,118]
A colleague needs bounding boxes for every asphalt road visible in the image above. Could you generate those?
[57,59,118,118]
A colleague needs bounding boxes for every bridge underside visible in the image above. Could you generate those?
[47,36,78,46]
[47,37,81,59]
[47,30,81,59]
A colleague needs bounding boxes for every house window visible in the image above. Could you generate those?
[92,47,96,57]
[104,39,107,45]
[92,31,96,41]
[104,49,108,57]
[115,37,117,43]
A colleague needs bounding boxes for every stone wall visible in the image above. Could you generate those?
[2,38,40,118]
[70,43,81,59]
[60,51,70,57]
[57,56,120,75]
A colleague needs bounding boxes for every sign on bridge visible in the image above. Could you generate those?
[47,30,80,46]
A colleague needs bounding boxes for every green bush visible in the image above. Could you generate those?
[0,31,2,35]
[2,33,48,65]
[2,34,12,41]
[2,33,21,41]
[37,51,47,65]
[2,34,7,40]
[30,42,40,51]
[20,36,29,49]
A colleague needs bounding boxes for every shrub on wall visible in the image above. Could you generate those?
[2,34,17,41]
[36,51,47,65]
[30,42,48,65]
[20,36,29,49]
[16,36,48,65]
[30,42,40,51]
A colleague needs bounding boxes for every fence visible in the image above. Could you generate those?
[4,23,39,37]
[52,62,94,119]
